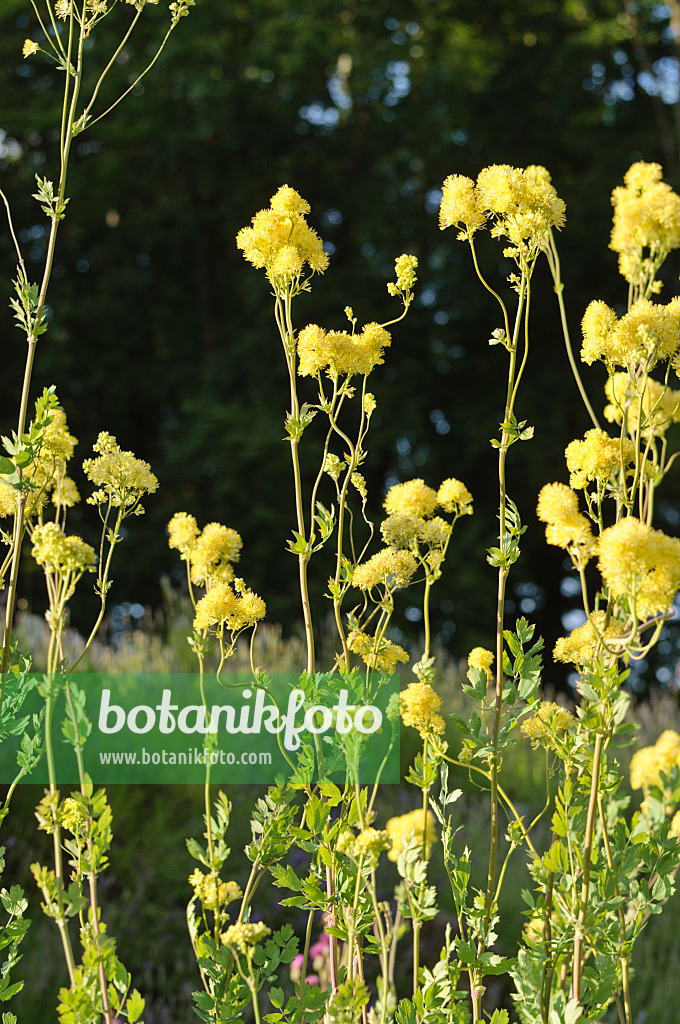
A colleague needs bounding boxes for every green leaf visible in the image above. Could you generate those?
[269,987,284,1009]
[454,938,477,964]
[126,989,145,1023]
[0,459,13,476]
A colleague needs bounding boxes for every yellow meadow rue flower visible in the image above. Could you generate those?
[604,372,680,438]
[83,433,158,508]
[564,428,635,490]
[474,164,566,248]
[351,548,418,590]
[55,0,71,17]
[349,827,392,864]
[60,797,88,835]
[581,297,680,368]
[31,523,96,574]
[598,517,680,618]
[23,39,39,57]
[630,730,680,792]
[536,483,595,566]
[190,522,242,587]
[384,479,438,518]
[380,513,421,549]
[418,516,452,547]
[436,478,473,516]
[297,323,391,378]
[236,186,328,286]
[520,701,573,750]
[468,647,494,680]
[610,161,680,289]
[348,630,409,673]
[439,174,487,238]
[322,453,343,482]
[188,869,242,911]
[350,472,367,500]
[387,253,418,296]
[400,681,445,736]
[221,921,271,953]
[386,809,437,861]
[553,610,626,666]
[363,392,376,416]
[52,476,80,509]
[168,511,200,557]
[232,579,267,629]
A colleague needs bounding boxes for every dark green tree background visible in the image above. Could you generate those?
[2,0,680,689]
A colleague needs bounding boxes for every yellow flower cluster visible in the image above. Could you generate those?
[297,322,391,378]
[347,630,409,673]
[387,253,419,296]
[386,809,437,862]
[193,579,266,633]
[61,797,88,835]
[440,164,565,250]
[220,921,271,953]
[630,730,680,792]
[55,0,71,16]
[610,162,680,289]
[189,522,242,587]
[338,827,393,864]
[604,372,680,439]
[597,517,680,618]
[553,610,626,667]
[564,428,635,490]
[188,869,242,911]
[23,39,39,57]
[83,432,158,508]
[536,483,595,568]
[437,478,474,516]
[236,185,328,287]
[168,512,200,557]
[520,702,573,750]
[468,647,494,679]
[31,523,96,575]
[385,479,438,518]
[581,297,680,368]
[351,548,418,591]
[400,681,445,737]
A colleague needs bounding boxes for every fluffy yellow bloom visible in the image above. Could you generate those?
[597,517,680,618]
[384,479,438,518]
[604,372,680,438]
[380,512,421,549]
[387,253,418,296]
[475,164,566,248]
[348,630,409,673]
[61,797,88,835]
[536,484,594,566]
[400,682,445,736]
[581,298,680,368]
[437,478,473,515]
[31,523,96,574]
[23,39,39,57]
[221,921,271,953]
[190,522,242,587]
[83,433,158,508]
[55,0,71,17]
[351,548,418,590]
[419,516,452,547]
[520,701,573,749]
[468,647,494,679]
[168,512,200,557]
[439,174,487,238]
[193,580,265,632]
[237,186,328,285]
[610,162,680,289]
[553,611,626,666]
[51,476,80,509]
[630,730,680,792]
[386,809,437,861]
[343,827,393,864]
[297,322,391,378]
[189,869,242,911]
[564,429,635,490]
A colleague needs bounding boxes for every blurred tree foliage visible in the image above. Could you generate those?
[2,0,680,688]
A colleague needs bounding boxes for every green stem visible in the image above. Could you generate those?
[571,731,604,1002]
